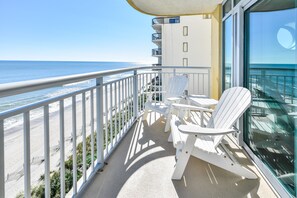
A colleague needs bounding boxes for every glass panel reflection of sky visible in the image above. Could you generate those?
[223,16,232,90]
[249,8,296,64]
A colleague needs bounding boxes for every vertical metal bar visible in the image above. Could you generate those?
[125,78,129,132]
[208,68,211,97]
[90,89,94,170]
[146,73,149,112]
[23,111,31,198]
[44,105,50,198]
[72,96,77,195]
[121,80,125,136]
[96,77,104,163]
[109,83,113,149]
[291,77,294,104]
[127,78,130,126]
[283,76,286,100]
[82,92,87,182]
[154,72,157,118]
[0,120,4,198]
[138,74,144,112]
[105,85,109,153]
[114,82,118,143]
[133,70,138,119]
[118,81,121,138]
[59,100,65,198]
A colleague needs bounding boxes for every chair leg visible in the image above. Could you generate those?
[172,135,196,180]
[164,113,172,132]
[142,108,149,121]
[168,133,173,143]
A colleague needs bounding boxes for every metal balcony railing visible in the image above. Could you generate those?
[152,33,162,41]
[152,17,180,25]
[0,66,211,198]
[152,48,162,56]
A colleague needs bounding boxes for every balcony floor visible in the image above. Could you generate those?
[80,113,277,198]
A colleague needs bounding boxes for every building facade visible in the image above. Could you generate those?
[152,16,212,68]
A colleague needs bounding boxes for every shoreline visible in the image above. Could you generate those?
[4,98,93,197]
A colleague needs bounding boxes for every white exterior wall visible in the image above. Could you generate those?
[161,16,211,67]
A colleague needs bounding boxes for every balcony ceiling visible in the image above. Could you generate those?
[127,0,222,16]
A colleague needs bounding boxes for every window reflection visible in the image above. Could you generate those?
[223,16,232,90]
[245,1,297,195]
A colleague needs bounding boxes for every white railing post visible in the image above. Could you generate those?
[96,77,104,164]
[0,120,4,198]
[59,100,65,198]
[44,105,50,198]
[90,90,94,170]
[23,112,31,198]
[208,68,211,97]
[133,70,138,119]
[82,92,87,183]
[72,96,77,195]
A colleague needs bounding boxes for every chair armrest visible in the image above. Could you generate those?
[167,97,183,102]
[172,103,213,112]
[178,125,235,135]
[144,90,166,94]
[188,94,208,98]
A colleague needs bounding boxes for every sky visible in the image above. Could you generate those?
[0,0,155,63]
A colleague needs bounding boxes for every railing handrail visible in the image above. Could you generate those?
[0,66,210,98]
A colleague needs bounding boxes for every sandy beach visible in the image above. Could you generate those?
[4,96,95,197]
[3,79,138,197]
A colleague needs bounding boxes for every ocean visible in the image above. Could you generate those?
[0,60,149,130]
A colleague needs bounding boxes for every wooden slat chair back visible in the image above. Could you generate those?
[208,87,252,148]
[143,74,188,132]
[163,75,188,103]
[170,87,257,180]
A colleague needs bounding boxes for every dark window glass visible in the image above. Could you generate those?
[234,0,240,6]
[223,0,232,17]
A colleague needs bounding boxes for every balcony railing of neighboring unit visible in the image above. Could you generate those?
[152,33,162,41]
[152,17,180,25]
[0,66,211,198]
[152,64,162,67]
[152,48,162,56]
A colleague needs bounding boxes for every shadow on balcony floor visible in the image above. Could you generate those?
[80,114,277,198]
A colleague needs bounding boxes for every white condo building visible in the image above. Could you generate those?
[152,15,212,67]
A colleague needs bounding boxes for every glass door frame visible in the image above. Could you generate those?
[242,0,294,197]
[222,0,245,145]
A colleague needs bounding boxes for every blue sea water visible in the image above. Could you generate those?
[0,61,149,129]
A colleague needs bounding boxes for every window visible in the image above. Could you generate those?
[234,0,240,6]
[223,0,232,17]
[183,26,188,36]
[183,42,188,52]
[244,1,297,196]
[183,58,188,66]
[222,16,232,90]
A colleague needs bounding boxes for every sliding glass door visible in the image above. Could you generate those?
[244,0,297,196]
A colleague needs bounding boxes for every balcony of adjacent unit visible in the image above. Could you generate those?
[152,48,162,57]
[0,66,278,198]
[152,33,162,44]
[152,16,180,31]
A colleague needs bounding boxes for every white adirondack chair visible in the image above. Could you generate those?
[170,87,257,180]
[143,75,188,132]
